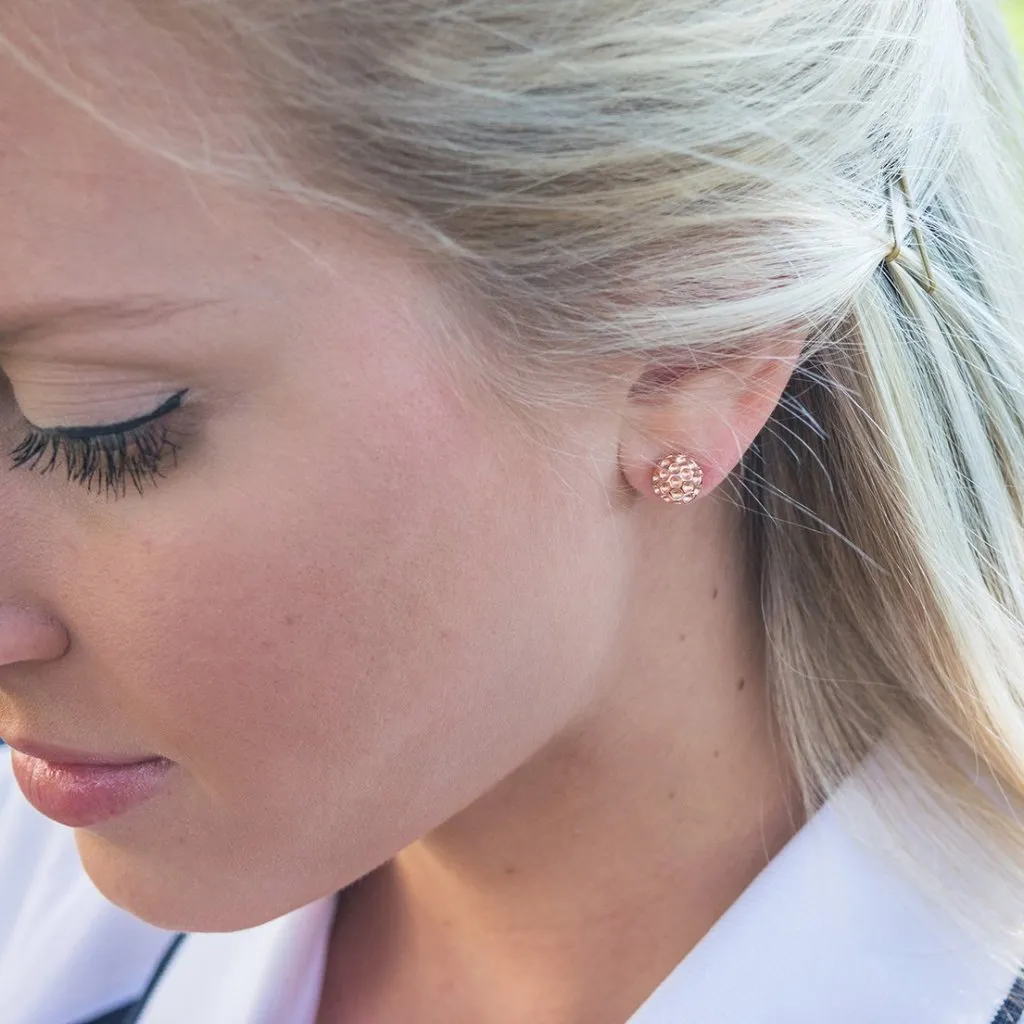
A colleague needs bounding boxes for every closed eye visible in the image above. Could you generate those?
[25,389,189,439]
[10,389,190,498]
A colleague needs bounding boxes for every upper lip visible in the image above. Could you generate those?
[1,736,161,767]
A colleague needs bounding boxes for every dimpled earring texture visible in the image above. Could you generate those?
[652,453,703,504]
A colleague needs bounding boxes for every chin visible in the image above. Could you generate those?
[72,829,285,933]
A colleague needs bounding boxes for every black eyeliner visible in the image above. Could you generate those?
[42,389,189,441]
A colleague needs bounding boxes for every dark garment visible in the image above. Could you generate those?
[75,1006,139,1024]
[992,971,1024,1024]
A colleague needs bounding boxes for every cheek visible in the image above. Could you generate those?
[59,372,625,922]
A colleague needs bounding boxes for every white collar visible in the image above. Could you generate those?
[137,895,334,1023]
[139,784,1020,1024]
[625,790,1019,1023]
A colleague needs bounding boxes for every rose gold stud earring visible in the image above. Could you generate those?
[651,453,703,504]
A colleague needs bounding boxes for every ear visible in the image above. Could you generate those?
[617,337,804,501]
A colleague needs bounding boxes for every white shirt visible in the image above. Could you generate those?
[0,742,1020,1024]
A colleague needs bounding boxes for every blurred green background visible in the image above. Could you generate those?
[1008,0,1024,50]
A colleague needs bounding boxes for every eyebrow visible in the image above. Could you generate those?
[0,296,219,347]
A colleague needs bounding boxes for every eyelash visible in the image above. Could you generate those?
[9,389,189,498]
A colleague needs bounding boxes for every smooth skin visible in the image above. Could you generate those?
[0,5,803,1022]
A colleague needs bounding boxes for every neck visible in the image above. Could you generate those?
[317,497,804,1024]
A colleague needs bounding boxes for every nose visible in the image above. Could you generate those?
[0,603,70,665]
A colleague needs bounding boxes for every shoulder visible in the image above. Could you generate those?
[0,744,178,1024]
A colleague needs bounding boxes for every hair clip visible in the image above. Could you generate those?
[883,171,937,295]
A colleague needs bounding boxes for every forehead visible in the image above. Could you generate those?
[0,4,271,315]
[0,3,450,384]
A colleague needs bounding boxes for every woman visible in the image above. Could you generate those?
[2,0,1024,1020]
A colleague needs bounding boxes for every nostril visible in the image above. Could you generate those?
[0,603,69,665]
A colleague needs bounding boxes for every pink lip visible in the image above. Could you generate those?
[6,741,174,828]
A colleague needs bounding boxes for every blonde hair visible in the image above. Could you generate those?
[8,0,1024,966]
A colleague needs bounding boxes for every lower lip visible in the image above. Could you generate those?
[9,751,174,828]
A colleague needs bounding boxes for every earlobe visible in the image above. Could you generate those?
[616,336,803,505]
